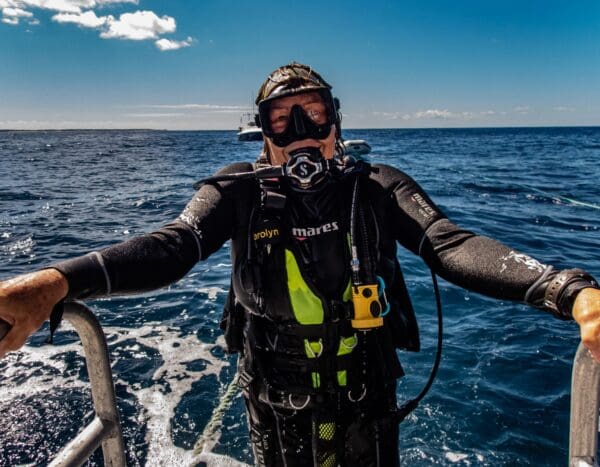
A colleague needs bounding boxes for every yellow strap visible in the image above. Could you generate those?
[337,335,357,356]
[336,335,357,387]
[304,339,323,358]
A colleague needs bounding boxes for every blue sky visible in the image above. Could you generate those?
[1,0,599,130]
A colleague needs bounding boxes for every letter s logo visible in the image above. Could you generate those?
[298,163,309,177]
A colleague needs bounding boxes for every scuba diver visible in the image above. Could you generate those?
[0,62,599,467]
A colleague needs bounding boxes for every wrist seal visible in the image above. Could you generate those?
[544,269,598,319]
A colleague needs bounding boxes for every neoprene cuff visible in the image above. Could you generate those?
[525,268,598,320]
[49,252,110,299]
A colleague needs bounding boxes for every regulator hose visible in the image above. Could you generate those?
[396,271,444,422]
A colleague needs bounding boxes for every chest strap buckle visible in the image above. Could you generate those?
[236,370,254,389]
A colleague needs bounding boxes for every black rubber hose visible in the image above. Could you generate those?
[192,166,284,190]
[396,271,443,422]
[357,192,375,283]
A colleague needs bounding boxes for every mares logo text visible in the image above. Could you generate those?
[292,222,339,238]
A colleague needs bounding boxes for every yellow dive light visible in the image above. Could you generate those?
[351,284,384,329]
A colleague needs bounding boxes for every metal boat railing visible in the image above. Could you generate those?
[1,302,126,467]
[1,303,600,465]
[569,343,600,467]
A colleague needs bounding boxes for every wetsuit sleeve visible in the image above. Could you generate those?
[49,162,253,299]
[373,164,598,319]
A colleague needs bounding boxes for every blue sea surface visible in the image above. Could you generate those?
[0,128,598,466]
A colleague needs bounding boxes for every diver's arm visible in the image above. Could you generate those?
[48,163,251,299]
[573,288,600,361]
[419,219,598,319]
[0,269,68,357]
[50,220,207,299]
[373,164,598,319]
[0,162,252,357]
[0,222,208,357]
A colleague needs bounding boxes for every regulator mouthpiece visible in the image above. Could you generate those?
[284,147,328,190]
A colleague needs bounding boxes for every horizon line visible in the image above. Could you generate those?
[1,124,600,132]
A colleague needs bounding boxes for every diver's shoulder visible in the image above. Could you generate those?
[214,161,254,175]
[199,162,257,197]
[369,163,415,186]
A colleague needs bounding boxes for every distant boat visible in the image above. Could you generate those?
[342,139,371,156]
[237,113,263,142]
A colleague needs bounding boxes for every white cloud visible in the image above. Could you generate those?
[125,113,185,118]
[52,10,108,27]
[2,2,193,52]
[369,109,498,121]
[513,105,531,114]
[414,109,496,120]
[213,109,252,114]
[96,0,136,4]
[145,104,249,111]
[3,6,32,16]
[8,0,132,13]
[0,0,95,26]
[371,111,411,120]
[100,10,175,40]
[553,106,575,112]
[155,36,192,51]
[1,5,32,23]
[21,0,95,13]
[414,109,453,119]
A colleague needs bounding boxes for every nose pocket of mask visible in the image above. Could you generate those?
[291,105,307,135]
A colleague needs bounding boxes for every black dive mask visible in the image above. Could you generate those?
[256,88,338,147]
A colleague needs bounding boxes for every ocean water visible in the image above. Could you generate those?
[0,127,598,466]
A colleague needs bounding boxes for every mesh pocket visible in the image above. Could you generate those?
[314,420,338,467]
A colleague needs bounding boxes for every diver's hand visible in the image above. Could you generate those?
[0,269,68,358]
[573,287,600,363]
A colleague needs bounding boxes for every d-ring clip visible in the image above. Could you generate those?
[347,385,367,403]
[288,393,311,410]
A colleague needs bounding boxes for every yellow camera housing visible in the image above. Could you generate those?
[351,284,384,329]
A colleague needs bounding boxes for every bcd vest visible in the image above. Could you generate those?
[221,174,420,399]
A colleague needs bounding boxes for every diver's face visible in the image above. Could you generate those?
[263,92,336,165]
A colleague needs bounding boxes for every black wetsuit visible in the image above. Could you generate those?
[52,162,594,467]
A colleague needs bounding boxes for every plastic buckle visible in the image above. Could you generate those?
[237,370,254,389]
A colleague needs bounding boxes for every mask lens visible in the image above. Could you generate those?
[258,89,335,137]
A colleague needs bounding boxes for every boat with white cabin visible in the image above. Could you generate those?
[237,113,263,142]
[342,139,371,156]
